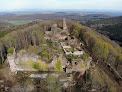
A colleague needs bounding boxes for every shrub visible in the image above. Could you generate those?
[7,47,14,53]
[33,60,48,70]
[33,62,40,70]
[55,59,62,71]
[0,31,8,38]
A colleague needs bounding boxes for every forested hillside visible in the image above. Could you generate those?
[0,20,121,91]
[85,16,122,25]
[0,19,121,78]
[97,23,122,43]
[81,16,122,46]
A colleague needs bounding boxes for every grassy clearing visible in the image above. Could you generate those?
[7,20,33,25]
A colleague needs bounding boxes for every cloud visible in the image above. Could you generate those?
[0,0,122,10]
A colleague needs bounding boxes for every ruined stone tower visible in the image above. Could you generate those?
[51,24,58,34]
[63,18,67,30]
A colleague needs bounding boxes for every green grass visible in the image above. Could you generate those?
[7,20,33,25]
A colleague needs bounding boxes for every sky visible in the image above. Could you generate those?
[0,0,122,11]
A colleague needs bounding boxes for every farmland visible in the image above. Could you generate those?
[7,20,33,25]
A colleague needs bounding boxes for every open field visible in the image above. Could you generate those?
[7,20,33,25]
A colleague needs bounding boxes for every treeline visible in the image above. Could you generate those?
[83,16,122,26]
[67,20,122,76]
[0,20,63,65]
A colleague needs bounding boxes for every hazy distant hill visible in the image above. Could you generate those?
[0,13,82,26]
[81,14,111,19]
[86,16,122,25]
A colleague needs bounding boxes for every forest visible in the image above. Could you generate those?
[81,16,122,46]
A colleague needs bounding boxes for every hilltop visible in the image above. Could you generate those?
[0,19,121,92]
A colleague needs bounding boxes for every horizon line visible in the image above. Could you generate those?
[0,9,122,13]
